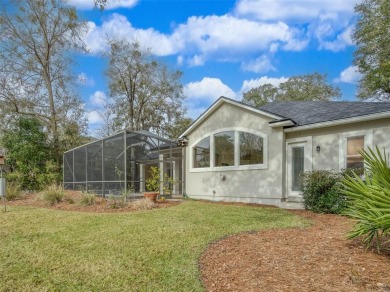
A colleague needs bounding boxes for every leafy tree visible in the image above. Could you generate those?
[165,117,193,140]
[0,0,87,163]
[1,117,59,190]
[105,39,187,137]
[94,0,108,10]
[242,84,279,107]
[242,73,341,107]
[353,0,390,100]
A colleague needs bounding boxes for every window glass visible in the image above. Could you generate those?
[346,136,364,169]
[193,137,210,168]
[239,132,263,165]
[214,131,235,167]
[292,146,304,191]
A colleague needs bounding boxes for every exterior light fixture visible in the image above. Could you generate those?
[177,136,189,147]
[316,145,321,153]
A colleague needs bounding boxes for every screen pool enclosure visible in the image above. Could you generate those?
[63,130,183,196]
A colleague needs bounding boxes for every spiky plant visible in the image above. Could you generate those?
[341,147,390,251]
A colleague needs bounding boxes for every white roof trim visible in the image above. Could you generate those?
[179,97,282,137]
[269,119,295,128]
[284,111,390,133]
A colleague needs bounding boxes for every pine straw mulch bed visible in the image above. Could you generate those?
[7,191,180,213]
[200,210,390,292]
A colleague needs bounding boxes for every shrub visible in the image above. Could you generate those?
[80,193,96,206]
[42,184,64,206]
[146,166,160,192]
[342,147,390,250]
[63,195,75,204]
[131,198,156,211]
[107,195,127,209]
[301,170,347,214]
[5,181,22,201]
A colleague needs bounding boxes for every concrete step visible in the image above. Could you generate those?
[286,196,304,203]
[278,201,304,209]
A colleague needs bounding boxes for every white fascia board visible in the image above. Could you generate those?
[179,97,282,138]
[284,111,390,133]
[269,119,295,128]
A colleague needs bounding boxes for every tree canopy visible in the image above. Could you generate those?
[105,39,187,138]
[0,0,87,163]
[353,0,390,101]
[242,73,341,107]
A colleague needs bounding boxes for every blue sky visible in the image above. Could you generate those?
[70,0,362,135]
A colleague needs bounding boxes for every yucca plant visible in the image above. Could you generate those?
[341,146,390,251]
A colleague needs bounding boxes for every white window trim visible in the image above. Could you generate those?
[338,130,373,170]
[189,127,268,172]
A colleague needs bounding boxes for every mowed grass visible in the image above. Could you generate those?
[0,201,308,291]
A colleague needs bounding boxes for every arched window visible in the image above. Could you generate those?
[239,132,263,165]
[190,129,267,171]
[193,137,210,168]
[214,131,235,167]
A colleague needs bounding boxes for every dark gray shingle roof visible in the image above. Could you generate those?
[259,101,390,126]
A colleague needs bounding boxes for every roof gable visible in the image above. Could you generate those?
[179,96,283,138]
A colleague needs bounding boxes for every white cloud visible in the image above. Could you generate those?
[334,66,362,84]
[317,25,354,52]
[234,0,357,21]
[241,55,275,73]
[85,14,176,55]
[172,15,306,59]
[177,55,184,66]
[89,90,111,108]
[82,1,357,73]
[188,55,205,67]
[240,76,288,93]
[87,110,103,125]
[235,0,357,52]
[183,77,237,119]
[77,72,95,87]
[84,13,307,64]
[184,77,237,102]
[68,0,138,10]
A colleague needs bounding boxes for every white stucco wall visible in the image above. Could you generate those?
[185,102,285,204]
[185,101,390,206]
[286,118,390,172]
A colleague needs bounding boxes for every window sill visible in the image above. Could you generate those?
[190,164,268,172]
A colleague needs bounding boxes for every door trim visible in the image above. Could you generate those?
[286,137,312,197]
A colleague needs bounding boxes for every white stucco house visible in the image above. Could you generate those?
[179,97,390,208]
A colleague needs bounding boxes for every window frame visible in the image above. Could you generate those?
[339,130,373,170]
[192,136,211,168]
[346,135,365,169]
[190,127,268,172]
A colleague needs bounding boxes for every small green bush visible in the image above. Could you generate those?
[131,198,156,211]
[80,193,96,206]
[107,195,127,209]
[63,195,75,204]
[42,184,64,206]
[5,182,22,201]
[301,170,347,214]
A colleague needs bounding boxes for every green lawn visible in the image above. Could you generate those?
[0,201,308,291]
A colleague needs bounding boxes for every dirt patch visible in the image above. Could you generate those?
[200,210,390,292]
[6,191,181,213]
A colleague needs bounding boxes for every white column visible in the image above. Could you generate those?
[140,163,145,192]
[159,154,164,194]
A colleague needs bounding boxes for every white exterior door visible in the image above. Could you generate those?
[287,138,312,198]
